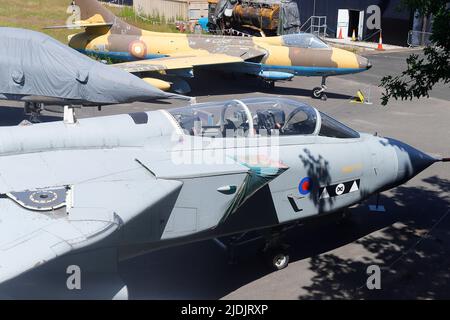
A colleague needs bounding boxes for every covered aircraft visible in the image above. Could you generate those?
[53,0,372,98]
[0,97,447,298]
[0,27,184,121]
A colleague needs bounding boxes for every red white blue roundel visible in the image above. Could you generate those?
[129,40,148,59]
[298,177,311,195]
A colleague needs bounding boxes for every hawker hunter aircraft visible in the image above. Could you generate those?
[0,27,182,121]
[51,0,372,98]
[0,97,447,299]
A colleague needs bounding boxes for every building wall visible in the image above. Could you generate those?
[101,0,133,5]
[295,0,413,46]
[133,0,208,21]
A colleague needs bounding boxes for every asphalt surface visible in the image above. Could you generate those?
[0,50,449,299]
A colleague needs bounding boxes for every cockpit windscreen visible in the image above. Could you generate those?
[319,112,360,138]
[168,98,359,139]
[169,98,318,138]
[282,33,329,49]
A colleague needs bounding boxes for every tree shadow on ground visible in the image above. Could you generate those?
[119,176,449,299]
[298,175,450,299]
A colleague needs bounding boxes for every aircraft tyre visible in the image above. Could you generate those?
[312,87,324,99]
[264,247,290,271]
[313,77,328,100]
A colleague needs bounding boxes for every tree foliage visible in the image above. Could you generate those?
[380,0,450,105]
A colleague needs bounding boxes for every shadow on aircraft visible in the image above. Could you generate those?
[118,176,450,299]
[298,175,450,300]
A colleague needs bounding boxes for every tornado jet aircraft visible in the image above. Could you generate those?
[51,0,372,98]
[0,97,447,299]
[0,27,183,121]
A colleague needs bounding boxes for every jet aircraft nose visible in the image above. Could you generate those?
[357,55,372,70]
[386,138,437,184]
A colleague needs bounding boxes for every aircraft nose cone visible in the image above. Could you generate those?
[386,138,437,183]
[358,56,371,70]
[89,63,175,104]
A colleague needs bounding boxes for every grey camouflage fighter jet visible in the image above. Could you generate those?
[0,97,447,299]
[0,27,184,121]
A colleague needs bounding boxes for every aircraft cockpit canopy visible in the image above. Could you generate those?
[168,98,359,139]
[282,33,329,49]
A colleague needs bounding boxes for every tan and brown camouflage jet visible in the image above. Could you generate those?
[53,0,372,98]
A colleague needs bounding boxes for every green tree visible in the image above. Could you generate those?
[380,0,449,105]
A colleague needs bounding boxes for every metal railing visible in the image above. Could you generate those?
[300,15,327,38]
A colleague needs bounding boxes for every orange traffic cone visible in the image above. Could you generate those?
[338,27,343,39]
[377,31,385,51]
[351,29,356,41]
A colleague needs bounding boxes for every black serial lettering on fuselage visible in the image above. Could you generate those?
[287,195,304,212]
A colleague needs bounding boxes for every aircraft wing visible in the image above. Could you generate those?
[0,149,182,284]
[113,48,267,73]
[114,54,244,73]
[44,22,114,29]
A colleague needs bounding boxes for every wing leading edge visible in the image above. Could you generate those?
[113,54,245,73]
[113,45,267,74]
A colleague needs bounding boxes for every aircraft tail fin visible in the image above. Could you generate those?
[51,0,142,35]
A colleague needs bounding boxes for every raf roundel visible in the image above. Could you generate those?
[298,177,312,195]
[129,40,148,59]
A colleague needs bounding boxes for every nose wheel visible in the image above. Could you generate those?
[264,246,290,271]
[213,225,297,271]
[311,76,328,101]
[261,228,290,271]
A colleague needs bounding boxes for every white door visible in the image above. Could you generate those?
[337,9,349,39]
[358,10,365,40]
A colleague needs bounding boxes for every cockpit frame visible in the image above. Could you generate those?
[168,98,360,140]
[282,33,330,49]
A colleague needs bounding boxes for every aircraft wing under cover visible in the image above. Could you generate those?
[0,150,183,284]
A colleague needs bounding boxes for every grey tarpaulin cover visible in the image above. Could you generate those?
[0,27,178,104]
[214,0,238,21]
[281,0,301,34]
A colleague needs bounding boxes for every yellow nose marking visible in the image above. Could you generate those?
[331,48,360,69]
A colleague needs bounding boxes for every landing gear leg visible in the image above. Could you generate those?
[24,102,44,123]
[261,228,290,271]
[213,227,294,270]
[213,233,249,265]
[312,76,328,100]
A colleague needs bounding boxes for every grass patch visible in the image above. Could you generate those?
[0,0,182,44]
[108,4,181,33]
[0,0,76,43]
